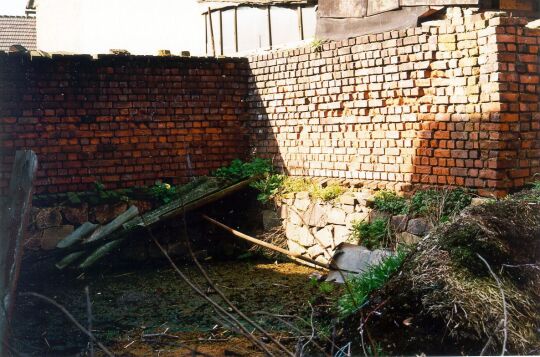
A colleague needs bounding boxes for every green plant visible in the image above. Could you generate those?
[148,182,178,204]
[66,191,82,205]
[312,184,345,201]
[337,249,407,318]
[250,174,285,203]
[373,190,409,215]
[410,188,472,223]
[309,276,334,294]
[281,177,312,194]
[281,177,345,201]
[89,182,131,205]
[214,158,273,181]
[350,218,391,250]
[310,38,325,52]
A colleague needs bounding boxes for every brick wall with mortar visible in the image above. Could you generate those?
[245,9,540,197]
[0,55,250,194]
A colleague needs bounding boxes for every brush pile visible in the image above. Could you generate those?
[342,188,540,355]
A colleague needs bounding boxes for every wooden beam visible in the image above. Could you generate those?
[0,150,37,353]
[219,9,224,56]
[267,5,273,48]
[297,6,304,40]
[205,13,208,55]
[234,7,239,52]
[208,7,216,56]
[203,215,329,270]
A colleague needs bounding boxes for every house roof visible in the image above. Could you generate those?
[0,16,36,51]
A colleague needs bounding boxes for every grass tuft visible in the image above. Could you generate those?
[337,249,407,318]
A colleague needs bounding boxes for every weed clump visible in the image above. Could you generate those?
[410,188,472,223]
[350,218,390,250]
[373,190,409,215]
[214,158,273,181]
[338,249,407,318]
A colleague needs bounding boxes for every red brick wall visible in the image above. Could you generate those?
[0,55,249,194]
[245,10,540,196]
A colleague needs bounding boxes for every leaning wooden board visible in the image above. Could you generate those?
[55,177,255,269]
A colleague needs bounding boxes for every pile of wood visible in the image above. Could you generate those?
[52,177,255,270]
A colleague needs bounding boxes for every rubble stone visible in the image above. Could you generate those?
[41,225,74,250]
[407,217,430,236]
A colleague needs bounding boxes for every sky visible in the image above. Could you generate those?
[0,0,27,15]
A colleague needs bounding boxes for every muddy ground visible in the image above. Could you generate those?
[11,257,340,356]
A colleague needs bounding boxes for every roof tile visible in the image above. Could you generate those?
[0,16,36,51]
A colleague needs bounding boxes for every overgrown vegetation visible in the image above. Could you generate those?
[410,188,472,223]
[339,185,540,355]
[373,190,409,215]
[250,174,285,203]
[350,218,390,250]
[214,158,273,181]
[250,175,346,203]
[337,249,407,318]
[280,177,345,201]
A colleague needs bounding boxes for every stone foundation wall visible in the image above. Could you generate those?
[276,183,434,264]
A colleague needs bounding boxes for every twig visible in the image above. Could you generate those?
[253,311,333,354]
[180,215,294,356]
[477,253,508,356]
[85,286,94,357]
[146,230,276,356]
[299,302,315,356]
[19,292,114,357]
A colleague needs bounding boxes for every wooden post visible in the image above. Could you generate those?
[297,6,304,41]
[204,13,208,55]
[234,7,239,53]
[207,7,216,57]
[0,150,37,353]
[219,9,224,56]
[267,5,272,48]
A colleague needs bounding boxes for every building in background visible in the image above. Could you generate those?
[200,0,317,56]
[317,0,539,40]
[0,15,36,52]
[35,0,206,56]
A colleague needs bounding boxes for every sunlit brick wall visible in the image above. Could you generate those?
[245,10,540,196]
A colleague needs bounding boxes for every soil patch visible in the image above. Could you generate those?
[12,259,338,356]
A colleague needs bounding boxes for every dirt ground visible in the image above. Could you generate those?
[11,257,339,356]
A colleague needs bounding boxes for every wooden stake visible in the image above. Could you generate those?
[0,150,37,353]
[202,215,329,270]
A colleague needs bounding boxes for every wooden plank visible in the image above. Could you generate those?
[366,0,400,17]
[0,150,37,352]
[56,222,99,249]
[318,0,367,18]
[57,178,254,270]
[400,0,479,5]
